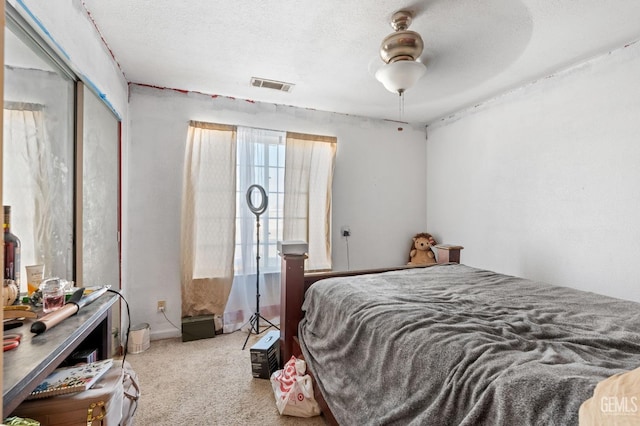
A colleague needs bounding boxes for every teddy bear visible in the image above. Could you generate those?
[407,232,437,265]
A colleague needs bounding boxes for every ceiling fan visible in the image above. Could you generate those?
[375,10,427,96]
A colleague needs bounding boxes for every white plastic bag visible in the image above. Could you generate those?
[270,356,321,417]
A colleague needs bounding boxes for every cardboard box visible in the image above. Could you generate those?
[250,330,281,379]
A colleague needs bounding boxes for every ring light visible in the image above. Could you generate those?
[246,184,268,216]
[241,183,278,350]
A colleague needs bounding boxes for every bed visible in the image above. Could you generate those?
[278,249,640,425]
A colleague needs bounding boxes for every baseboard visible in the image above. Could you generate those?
[149,327,181,341]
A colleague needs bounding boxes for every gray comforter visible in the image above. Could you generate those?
[298,264,640,425]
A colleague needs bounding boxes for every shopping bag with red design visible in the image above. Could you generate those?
[270,356,321,417]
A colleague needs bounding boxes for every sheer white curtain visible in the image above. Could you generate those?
[3,106,54,291]
[223,127,284,333]
[181,121,237,317]
[284,132,337,271]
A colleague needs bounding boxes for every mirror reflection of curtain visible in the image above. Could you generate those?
[3,104,54,291]
[284,132,337,271]
[181,121,237,318]
[223,127,285,333]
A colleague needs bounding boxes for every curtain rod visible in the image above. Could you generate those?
[189,120,281,134]
[189,120,336,143]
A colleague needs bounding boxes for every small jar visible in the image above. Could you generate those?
[41,278,65,313]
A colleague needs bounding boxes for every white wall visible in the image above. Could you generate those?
[127,85,427,339]
[427,41,640,303]
[7,0,128,117]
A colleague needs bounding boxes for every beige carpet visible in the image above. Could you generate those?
[125,331,328,426]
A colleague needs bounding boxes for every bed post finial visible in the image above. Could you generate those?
[278,241,308,365]
[434,244,464,264]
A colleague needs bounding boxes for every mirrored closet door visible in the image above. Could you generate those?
[4,16,75,287]
[3,5,121,294]
[80,84,120,290]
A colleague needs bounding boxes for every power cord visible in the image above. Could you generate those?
[105,288,140,421]
[161,309,182,331]
[345,235,351,271]
[106,288,131,365]
[160,307,213,341]
[160,306,255,339]
[341,228,351,270]
[106,290,222,353]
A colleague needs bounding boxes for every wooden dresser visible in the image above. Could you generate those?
[2,293,117,415]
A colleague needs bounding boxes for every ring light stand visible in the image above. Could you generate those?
[242,184,279,350]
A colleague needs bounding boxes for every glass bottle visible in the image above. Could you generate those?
[4,205,22,294]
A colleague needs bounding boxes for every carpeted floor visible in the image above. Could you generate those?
[125,330,327,426]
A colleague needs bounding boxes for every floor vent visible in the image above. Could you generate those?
[250,77,294,92]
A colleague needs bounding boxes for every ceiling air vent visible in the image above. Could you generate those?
[250,77,294,93]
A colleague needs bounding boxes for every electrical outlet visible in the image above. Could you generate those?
[157,300,166,312]
[341,226,351,237]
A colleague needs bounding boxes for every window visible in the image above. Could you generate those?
[181,121,336,324]
[235,128,285,274]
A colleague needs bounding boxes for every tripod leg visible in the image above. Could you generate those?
[256,314,279,330]
[242,315,259,350]
[248,314,260,333]
[242,330,252,350]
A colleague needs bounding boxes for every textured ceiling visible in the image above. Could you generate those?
[82,0,640,126]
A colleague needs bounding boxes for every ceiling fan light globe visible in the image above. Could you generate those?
[375,60,426,94]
